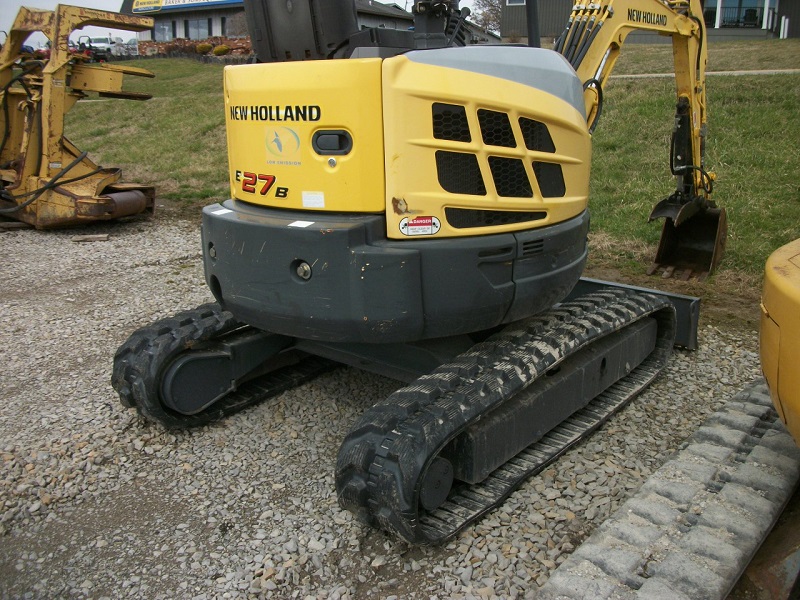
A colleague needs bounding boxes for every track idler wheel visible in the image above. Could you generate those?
[419,457,454,511]
[112,303,335,428]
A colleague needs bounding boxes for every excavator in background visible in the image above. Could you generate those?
[0,5,155,229]
[113,0,724,543]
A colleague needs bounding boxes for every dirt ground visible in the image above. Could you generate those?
[585,262,761,330]
[581,228,762,335]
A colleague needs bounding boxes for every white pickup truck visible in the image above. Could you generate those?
[76,35,125,60]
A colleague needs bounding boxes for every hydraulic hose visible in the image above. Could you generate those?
[0,151,100,213]
[583,78,604,134]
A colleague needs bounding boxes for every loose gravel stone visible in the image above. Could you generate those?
[0,218,765,598]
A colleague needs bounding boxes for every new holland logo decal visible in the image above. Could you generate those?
[266,127,301,166]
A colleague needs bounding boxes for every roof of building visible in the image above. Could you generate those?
[356,0,413,20]
[119,0,414,18]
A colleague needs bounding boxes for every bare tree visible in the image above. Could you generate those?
[470,0,501,33]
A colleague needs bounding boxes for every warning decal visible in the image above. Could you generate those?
[399,216,441,237]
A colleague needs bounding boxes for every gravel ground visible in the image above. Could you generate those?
[0,217,762,599]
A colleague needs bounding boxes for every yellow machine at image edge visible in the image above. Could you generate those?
[761,239,800,444]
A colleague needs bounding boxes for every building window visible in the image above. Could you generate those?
[154,21,172,42]
[185,18,210,40]
[221,16,226,37]
[718,0,769,28]
[507,0,525,4]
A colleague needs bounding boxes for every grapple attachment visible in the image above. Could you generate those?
[648,202,727,281]
[0,6,154,228]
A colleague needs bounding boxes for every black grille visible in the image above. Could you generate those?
[446,208,546,229]
[522,239,545,256]
[436,151,486,195]
[488,156,532,198]
[432,105,568,202]
[520,118,556,153]
[533,162,567,197]
[432,103,471,142]
[478,109,516,147]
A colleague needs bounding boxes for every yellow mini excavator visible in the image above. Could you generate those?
[0,5,154,229]
[113,0,725,543]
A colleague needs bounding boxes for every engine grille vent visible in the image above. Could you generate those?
[445,208,547,229]
[533,162,566,198]
[488,157,532,198]
[522,239,545,256]
[430,104,566,203]
[478,109,516,148]
[432,103,471,142]
[436,151,486,195]
[519,117,556,153]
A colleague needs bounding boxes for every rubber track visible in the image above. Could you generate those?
[111,303,335,428]
[537,380,800,600]
[335,288,677,544]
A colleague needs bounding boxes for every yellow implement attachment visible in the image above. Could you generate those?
[648,203,728,281]
[761,238,800,445]
[0,5,154,228]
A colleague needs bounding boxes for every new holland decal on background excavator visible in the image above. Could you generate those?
[113,0,729,544]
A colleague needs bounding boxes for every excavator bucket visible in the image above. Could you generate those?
[648,207,727,281]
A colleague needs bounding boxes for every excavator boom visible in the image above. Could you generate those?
[554,0,726,278]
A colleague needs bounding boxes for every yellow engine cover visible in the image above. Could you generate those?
[224,58,386,213]
[223,47,591,239]
[760,238,800,445]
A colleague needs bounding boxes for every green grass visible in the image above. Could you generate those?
[591,72,800,274]
[66,59,228,205]
[606,38,800,74]
[63,45,800,280]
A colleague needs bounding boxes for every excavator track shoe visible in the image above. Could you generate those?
[537,381,800,599]
[336,288,676,544]
[112,303,335,428]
